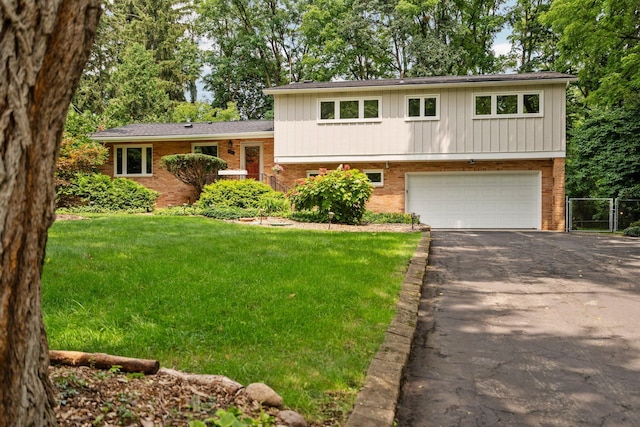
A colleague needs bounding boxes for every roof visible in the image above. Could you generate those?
[92,120,274,142]
[263,72,577,94]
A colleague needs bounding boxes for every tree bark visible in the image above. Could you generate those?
[49,350,160,375]
[0,0,101,425]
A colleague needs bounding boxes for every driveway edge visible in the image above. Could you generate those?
[345,230,431,427]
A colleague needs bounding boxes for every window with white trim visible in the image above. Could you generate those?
[306,170,320,178]
[473,92,543,118]
[318,97,381,122]
[192,143,218,157]
[406,95,440,120]
[364,169,384,187]
[115,145,153,176]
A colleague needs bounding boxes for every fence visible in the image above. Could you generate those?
[566,198,640,232]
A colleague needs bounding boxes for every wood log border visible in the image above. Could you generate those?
[49,350,160,375]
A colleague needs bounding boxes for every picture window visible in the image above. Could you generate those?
[115,145,152,176]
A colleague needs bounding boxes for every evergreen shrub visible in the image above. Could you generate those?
[198,179,282,210]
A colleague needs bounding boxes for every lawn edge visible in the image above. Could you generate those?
[345,229,431,427]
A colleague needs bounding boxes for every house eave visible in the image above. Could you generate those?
[264,77,578,95]
[93,131,274,143]
[274,151,566,164]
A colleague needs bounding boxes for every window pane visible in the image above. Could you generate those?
[339,100,359,119]
[363,99,379,118]
[146,147,153,174]
[320,101,335,119]
[195,145,218,156]
[126,147,142,174]
[424,97,437,117]
[523,94,540,114]
[408,98,420,117]
[116,148,123,175]
[475,96,492,115]
[497,94,518,115]
[365,172,382,184]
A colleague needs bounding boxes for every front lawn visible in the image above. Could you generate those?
[42,215,421,423]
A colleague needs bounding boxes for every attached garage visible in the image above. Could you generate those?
[406,172,541,229]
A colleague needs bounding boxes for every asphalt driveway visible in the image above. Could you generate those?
[396,231,640,427]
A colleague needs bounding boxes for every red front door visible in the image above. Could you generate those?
[244,145,261,180]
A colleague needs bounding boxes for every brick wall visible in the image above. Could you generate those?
[99,138,276,207]
[99,140,565,230]
[276,159,566,231]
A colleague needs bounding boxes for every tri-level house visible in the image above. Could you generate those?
[93,72,576,230]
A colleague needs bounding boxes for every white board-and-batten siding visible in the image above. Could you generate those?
[272,84,566,162]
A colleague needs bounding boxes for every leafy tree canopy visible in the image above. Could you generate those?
[566,107,640,199]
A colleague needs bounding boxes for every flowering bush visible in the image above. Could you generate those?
[288,165,373,224]
[271,163,284,174]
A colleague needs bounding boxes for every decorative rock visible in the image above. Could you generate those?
[245,382,283,407]
[279,409,307,427]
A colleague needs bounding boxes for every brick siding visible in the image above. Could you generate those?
[99,138,276,207]
[276,159,566,231]
[99,140,565,231]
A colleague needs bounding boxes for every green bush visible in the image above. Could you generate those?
[362,211,418,224]
[199,206,260,220]
[623,226,640,237]
[288,165,373,224]
[287,210,327,223]
[257,193,290,215]
[198,179,282,209]
[160,153,227,199]
[56,173,159,212]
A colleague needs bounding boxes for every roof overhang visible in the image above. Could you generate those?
[264,75,578,95]
[93,131,274,143]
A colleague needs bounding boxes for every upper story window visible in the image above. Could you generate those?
[406,95,440,121]
[318,97,381,123]
[192,143,218,157]
[115,145,152,177]
[473,91,543,118]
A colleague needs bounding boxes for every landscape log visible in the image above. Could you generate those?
[49,350,160,374]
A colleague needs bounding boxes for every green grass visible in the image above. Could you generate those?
[42,215,421,422]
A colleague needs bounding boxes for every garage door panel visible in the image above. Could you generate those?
[407,172,540,229]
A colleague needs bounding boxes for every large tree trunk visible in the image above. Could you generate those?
[0,0,100,425]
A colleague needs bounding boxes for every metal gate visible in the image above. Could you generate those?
[566,198,640,232]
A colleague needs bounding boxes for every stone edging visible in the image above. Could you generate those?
[345,230,431,427]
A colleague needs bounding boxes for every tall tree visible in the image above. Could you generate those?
[507,0,556,72]
[542,0,640,108]
[74,0,201,115]
[199,0,308,119]
[566,107,640,198]
[0,0,101,424]
[104,43,173,126]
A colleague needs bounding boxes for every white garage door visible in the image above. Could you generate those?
[406,172,541,229]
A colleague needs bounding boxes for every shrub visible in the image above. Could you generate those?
[161,153,227,199]
[288,165,373,224]
[257,193,290,215]
[56,173,159,212]
[199,206,260,220]
[287,210,327,223]
[362,211,418,224]
[623,226,640,237]
[198,179,281,209]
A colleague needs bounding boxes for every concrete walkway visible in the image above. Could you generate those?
[396,231,640,426]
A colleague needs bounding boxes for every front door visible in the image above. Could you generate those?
[242,144,262,181]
